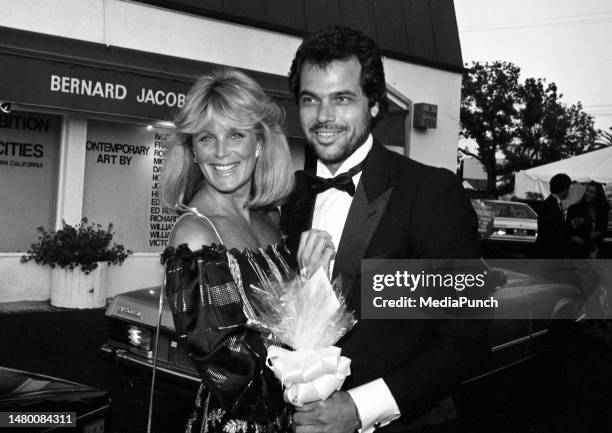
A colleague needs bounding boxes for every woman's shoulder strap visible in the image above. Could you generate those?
[173,204,224,245]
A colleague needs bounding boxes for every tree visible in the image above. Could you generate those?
[460,61,520,193]
[506,79,599,171]
[460,61,599,196]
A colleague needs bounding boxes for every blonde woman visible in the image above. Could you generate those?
[161,68,333,433]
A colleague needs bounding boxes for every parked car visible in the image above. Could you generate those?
[0,366,111,433]
[482,200,538,242]
[100,266,595,391]
[100,288,198,389]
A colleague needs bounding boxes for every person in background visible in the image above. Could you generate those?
[533,173,572,259]
[567,181,611,258]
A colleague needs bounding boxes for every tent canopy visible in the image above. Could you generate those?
[514,147,612,199]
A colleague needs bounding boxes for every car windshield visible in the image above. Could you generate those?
[483,201,537,219]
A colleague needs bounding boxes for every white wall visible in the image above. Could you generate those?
[463,157,487,180]
[0,256,50,302]
[56,114,87,228]
[0,0,463,301]
[105,253,164,297]
[384,58,462,171]
[0,253,163,302]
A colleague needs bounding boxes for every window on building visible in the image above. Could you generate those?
[0,111,61,252]
[82,119,176,253]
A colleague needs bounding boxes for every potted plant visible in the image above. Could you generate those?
[21,218,132,308]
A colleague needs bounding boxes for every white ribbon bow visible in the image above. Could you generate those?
[267,345,351,406]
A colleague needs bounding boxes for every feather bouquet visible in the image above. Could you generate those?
[247,268,357,406]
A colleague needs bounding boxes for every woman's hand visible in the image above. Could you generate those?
[297,229,335,278]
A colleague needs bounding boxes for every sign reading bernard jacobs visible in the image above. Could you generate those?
[49,75,186,109]
[0,52,190,121]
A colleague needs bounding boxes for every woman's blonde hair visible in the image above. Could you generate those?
[161,68,294,210]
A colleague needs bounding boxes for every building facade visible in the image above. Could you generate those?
[0,0,464,302]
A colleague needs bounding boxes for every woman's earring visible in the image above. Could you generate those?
[256,144,262,158]
[370,104,380,118]
[193,155,199,165]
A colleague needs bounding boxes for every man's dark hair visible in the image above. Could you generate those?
[550,173,572,194]
[289,25,388,128]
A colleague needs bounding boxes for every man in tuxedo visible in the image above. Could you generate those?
[281,26,489,433]
[533,173,572,259]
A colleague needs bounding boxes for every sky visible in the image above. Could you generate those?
[455,0,612,132]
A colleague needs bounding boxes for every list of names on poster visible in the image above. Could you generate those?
[149,131,177,248]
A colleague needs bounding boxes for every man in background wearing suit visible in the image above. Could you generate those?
[281,26,489,433]
[533,173,572,259]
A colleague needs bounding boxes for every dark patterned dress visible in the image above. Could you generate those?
[162,238,295,433]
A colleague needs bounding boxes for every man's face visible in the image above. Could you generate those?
[584,185,597,202]
[298,57,378,173]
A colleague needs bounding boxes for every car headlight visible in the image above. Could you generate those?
[495,229,506,235]
[127,324,152,351]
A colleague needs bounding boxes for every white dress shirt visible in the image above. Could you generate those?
[552,194,566,220]
[310,135,401,432]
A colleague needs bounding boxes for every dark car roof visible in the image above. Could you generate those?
[482,200,538,219]
[0,366,109,413]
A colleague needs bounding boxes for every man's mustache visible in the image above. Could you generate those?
[310,123,346,132]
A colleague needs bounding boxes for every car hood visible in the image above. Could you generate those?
[0,366,109,413]
[493,217,537,229]
[105,286,175,331]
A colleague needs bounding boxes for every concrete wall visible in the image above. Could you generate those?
[384,58,462,171]
[0,254,163,302]
[0,0,462,302]
[0,256,50,302]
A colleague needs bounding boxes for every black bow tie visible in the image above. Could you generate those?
[302,160,366,197]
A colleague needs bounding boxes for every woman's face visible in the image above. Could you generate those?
[584,185,597,202]
[192,119,259,197]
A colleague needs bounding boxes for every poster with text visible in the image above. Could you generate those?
[83,119,176,253]
[0,111,61,252]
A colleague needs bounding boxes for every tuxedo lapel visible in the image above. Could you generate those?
[547,195,563,221]
[281,170,317,255]
[333,142,393,291]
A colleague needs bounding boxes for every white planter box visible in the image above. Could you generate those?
[50,262,108,309]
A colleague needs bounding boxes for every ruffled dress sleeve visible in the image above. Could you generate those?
[161,244,284,421]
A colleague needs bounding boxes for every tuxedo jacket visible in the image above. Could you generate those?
[533,194,567,258]
[280,142,490,426]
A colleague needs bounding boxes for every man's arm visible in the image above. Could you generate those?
[384,168,489,418]
[292,380,400,433]
[383,321,489,418]
[347,379,401,432]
